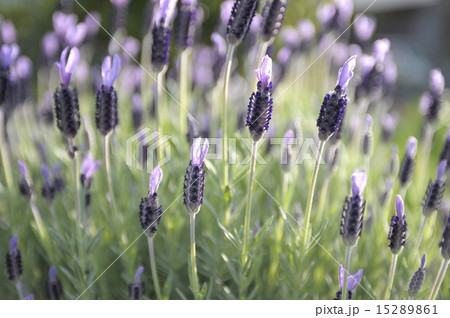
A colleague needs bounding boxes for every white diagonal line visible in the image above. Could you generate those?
[252,177,376,300]
[73,0,199,125]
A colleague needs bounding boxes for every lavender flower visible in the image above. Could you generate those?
[398,137,417,188]
[317,55,356,141]
[46,266,63,300]
[297,19,315,51]
[0,44,19,105]
[53,163,65,193]
[388,195,407,254]
[151,0,178,72]
[340,170,367,247]
[281,129,294,170]
[183,138,209,214]
[129,266,145,300]
[132,93,143,131]
[422,69,445,124]
[353,15,376,46]
[334,266,363,300]
[140,166,163,237]
[5,235,22,282]
[361,115,373,157]
[175,0,198,50]
[422,160,447,216]
[80,155,101,187]
[440,217,450,260]
[1,20,17,45]
[84,12,101,38]
[52,12,78,40]
[96,54,120,135]
[42,33,60,62]
[53,47,81,141]
[226,0,260,45]
[41,164,55,204]
[381,112,399,143]
[64,23,87,47]
[246,55,273,141]
[408,254,426,298]
[439,129,450,170]
[18,160,32,199]
[260,0,288,43]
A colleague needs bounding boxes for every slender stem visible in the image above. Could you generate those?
[251,41,269,91]
[429,259,449,300]
[104,135,118,216]
[242,141,258,266]
[302,140,326,249]
[50,204,58,224]
[384,253,399,300]
[154,70,166,162]
[342,245,352,300]
[0,108,13,190]
[413,216,428,259]
[15,282,23,300]
[179,49,190,137]
[316,175,330,222]
[222,44,235,191]
[29,200,46,239]
[418,123,434,188]
[148,237,162,300]
[189,213,199,299]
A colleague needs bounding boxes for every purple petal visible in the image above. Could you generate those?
[18,160,27,178]
[84,12,101,36]
[134,266,144,283]
[429,69,445,96]
[347,269,363,292]
[41,165,51,182]
[255,55,272,89]
[283,130,295,147]
[395,195,404,219]
[406,137,417,158]
[353,14,376,43]
[0,44,20,68]
[316,4,335,28]
[297,19,315,42]
[156,0,178,27]
[15,56,33,80]
[149,166,163,195]
[190,137,209,166]
[420,254,426,269]
[351,170,367,197]
[102,54,121,88]
[338,265,344,290]
[9,235,18,252]
[49,266,58,282]
[211,32,226,57]
[56,47,79,87]
[42,32,60,59]
[65,23,87,47]
[53,12,78,38]
[249,13,262,34]
[336,55,357,91]
[373,38,390,63]
[65,47,80,75]
[1,20,17,45]
[220,1,234,25]
[437,160,447,181]
[81,155,100,180]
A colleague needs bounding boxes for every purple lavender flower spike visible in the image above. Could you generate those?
[18,160,27,178]
[102,54,121,89]
[406,137,417,158]
[42,32,59,60]
[440,217,450,259]
[373,38,390,63]
[353,15,376,44]
[191,137,209,166]
[437,160,447,181]
[297,19,315,44]
[9,234,18,252]
[49,266,58,282]
[0,44,20,68]
[351,170,367,197]
[65,23,88,47]
[149,166,163,195]
[55,47,79,87]
[46,266,63,300]
[1,20,17,45]
[134,266,144,283]
[429,69,445,96]
[52,12,78,39]
[41,164,50,182]
[84,12,101,37]
[80,154,101,184]
[24,294,34,300]
[316,4,335,30]
[226,0,260,45]
[408,254,426,298]
[337,55,357,93]
[396,195,404,219]
[421,254,426,269]
[347,269,363,292]
[255,55,272,90]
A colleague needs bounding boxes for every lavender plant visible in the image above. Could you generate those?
[333,266,363,300]
[408,254,426,299]
[129,266,145,300]
[429,217,450,300]
[5,235,23,299]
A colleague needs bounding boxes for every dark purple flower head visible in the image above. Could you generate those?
[1,20,17,45]
[226,0,260,45]
[388,195,407,254]
[260,0,288,43]
[49,266,58,283]
[46,265,63,300]
[101,54,121,89]
[0,44,20,68]
[80,154,101,183]
[353,14,376,44]
[149,166,163,195]
[408,254,426,298]
[6,235,22,282]
[55,47,79,87]
[190,137,209,166]
[422,160,446,216]
[129,266,145,299]
[439,217,450,259]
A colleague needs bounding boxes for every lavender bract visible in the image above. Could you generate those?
[175,0,197,50]
[246,55,273,142]
[129,266,145,300]
[334,266,363,300]
[139,166,163,237]
[388,195,407,254]
[317,55,356,141]
[80,155,101,187]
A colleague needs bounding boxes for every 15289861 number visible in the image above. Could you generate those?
[376,305,438,315]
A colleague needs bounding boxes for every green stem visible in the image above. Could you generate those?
[429,258,449,300]
[15,282,23,300]
[155,70,166,162]
[189,213,199,299]
[29,200,46,240]
[316,175,330,222]
[242,140,258,266]
[342,245,352,300]
[413,216,428,259]
[0,108,13,190]
[302,140,326,249]
[384,253,399,300]
[104,135,118,216]
[179,49,191,137]
[222,44,235,192]
[148,237,162,300]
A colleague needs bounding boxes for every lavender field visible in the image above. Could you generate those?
[0,0,449,300]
